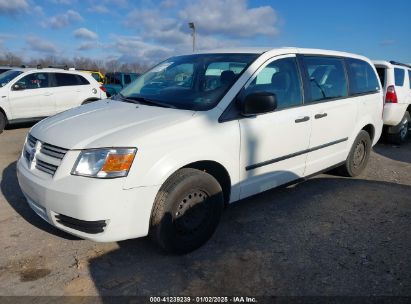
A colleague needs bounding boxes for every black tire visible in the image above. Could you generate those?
[338,130,372,177]
[150,168,224,254]
[82,99,99,105]
[387,111,410,145]
[0,112,6,134]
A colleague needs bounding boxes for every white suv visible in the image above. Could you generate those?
[0,68,107,133]
[17,48,383,253]
[373,61,411,144]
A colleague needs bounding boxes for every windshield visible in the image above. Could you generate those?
[119,53,259,110]
[0,70,23,88]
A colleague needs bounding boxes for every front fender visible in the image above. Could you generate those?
[123,118,241,201]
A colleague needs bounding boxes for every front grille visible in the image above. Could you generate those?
[35,159,58,175]
[55,214,107,234]
[40,143,67,160]
[24,134,69,177]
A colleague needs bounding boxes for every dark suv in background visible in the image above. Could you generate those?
[103,72,139,97]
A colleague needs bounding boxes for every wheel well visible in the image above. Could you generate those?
[407,104,411,114]
[82,98,100,105]
[183,161,231,204]
[0,107,8,123]
[362,124,375,141]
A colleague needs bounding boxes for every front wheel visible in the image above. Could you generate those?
[337,130,371,177]
[150,168,224,254]
[0,112,6,134]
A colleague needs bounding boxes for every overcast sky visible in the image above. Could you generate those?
[0,0,410,65]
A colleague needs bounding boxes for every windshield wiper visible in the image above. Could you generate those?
[120,95,176,109]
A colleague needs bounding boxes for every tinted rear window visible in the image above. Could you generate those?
[77,75,90,85]
[394,68,405,86]
[54,73,89,86]
[409,70,411,89]
[346,59,380,94]
[376,67,386,87]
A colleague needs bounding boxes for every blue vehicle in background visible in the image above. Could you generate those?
[102,72,140,97]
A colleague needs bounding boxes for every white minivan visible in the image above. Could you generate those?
[0,68,106,133]
[17,48,383,253]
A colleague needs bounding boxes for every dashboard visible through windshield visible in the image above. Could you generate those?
[0,70,23,88]
[119,53,258,111]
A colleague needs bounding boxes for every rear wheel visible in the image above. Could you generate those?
[0,112,6,134]
[150,168,224,254]
[387,111,410,145]
[337,130,371,177]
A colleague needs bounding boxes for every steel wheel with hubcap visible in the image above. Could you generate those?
[337,130,371,177]
[150,168,224,254]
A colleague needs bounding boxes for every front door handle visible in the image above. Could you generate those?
[44,92,53,96]
[315,113,328,119]
[295,116,310,123]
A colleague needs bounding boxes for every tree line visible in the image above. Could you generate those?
[0,52,148,74]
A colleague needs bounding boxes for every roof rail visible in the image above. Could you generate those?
[389,61,411,69]
[48,65,69,70]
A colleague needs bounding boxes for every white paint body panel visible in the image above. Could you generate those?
[0,68,106,121]
[373,61,411,126]
[17,48,383,242]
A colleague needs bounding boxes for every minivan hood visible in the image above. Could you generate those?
[30,99,195,149]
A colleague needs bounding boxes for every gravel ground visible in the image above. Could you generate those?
[0,125,410,297]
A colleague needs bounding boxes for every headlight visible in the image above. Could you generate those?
[71,148,136,178]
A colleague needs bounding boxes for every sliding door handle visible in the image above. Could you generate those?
[315,113,328,119]
[295,116,310,123]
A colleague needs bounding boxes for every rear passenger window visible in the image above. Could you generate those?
[408,70,411,89]
[55,73,80,86]
[394,68,405,86]
[244,57,302,110]
[76,75,90,85]
[346,59,380,94]
[376,67,386,87]
[303,56,348,102]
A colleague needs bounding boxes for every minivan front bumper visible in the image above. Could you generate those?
[16,156,159,242]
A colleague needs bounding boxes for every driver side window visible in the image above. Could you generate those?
[244,57,303,110]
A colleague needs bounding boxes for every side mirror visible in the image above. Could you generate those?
[12,83,25,91]
[238,92,277,116]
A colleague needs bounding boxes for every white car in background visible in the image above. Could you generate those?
[0,68,107,133]
[17,48,383,254]
[374,61,411,144]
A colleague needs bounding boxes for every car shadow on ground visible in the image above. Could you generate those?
[5,121,37,131]
[0,161,80,240]
[373,135,411,164]
[86,176,411,297]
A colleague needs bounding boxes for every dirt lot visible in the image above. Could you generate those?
[0,125,410,297]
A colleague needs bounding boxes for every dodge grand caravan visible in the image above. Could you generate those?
[17,48,383,253]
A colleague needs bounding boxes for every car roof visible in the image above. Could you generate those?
[6,68,92,74]
[181,47,371,62]
[373,60,411,69]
